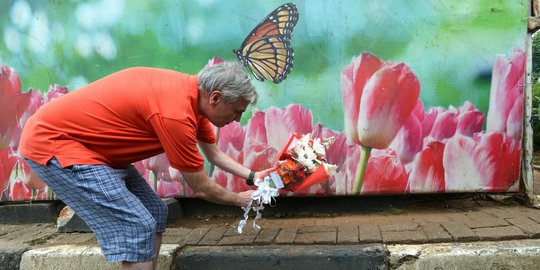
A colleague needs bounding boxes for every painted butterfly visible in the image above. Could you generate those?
[234,3,299,84]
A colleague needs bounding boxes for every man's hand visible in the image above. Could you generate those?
[238,190,256,207]
[254,168,275,181]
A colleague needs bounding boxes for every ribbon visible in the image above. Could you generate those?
[237,176,279,234]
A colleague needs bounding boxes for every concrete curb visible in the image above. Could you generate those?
[18,244,181,270]
[0,243,29,270]
[387,239,540,269]
[5,239,540,270]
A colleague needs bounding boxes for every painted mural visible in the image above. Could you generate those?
[0,0,528,201]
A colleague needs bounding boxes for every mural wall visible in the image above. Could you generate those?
[0,0,528,201]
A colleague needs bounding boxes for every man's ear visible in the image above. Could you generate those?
[209,90,222,105]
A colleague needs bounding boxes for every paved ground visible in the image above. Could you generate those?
[2,194,540,269]
[4,195,538,247]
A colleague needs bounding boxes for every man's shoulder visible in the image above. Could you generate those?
[119,66,184,76]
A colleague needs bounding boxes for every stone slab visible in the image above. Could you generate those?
[0,202,60,224]
[164,198,183,224]
[359,224,382,243]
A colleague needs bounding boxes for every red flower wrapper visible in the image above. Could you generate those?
[272,133,337,192]
[238,133,337,234]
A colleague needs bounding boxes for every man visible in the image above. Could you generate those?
[19,61,271,269]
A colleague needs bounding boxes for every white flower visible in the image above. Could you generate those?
[297,154,316,172]
[303,146,318,161]
[322,136,336,148]
[312,138,326,156]
[323,163,338,175]
[300,133,312,146]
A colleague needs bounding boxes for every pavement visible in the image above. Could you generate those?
[2,194,540,270]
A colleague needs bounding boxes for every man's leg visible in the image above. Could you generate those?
[154,233,162,266]
[122,261,153,270]
[24,157,158,265]
[124,166,168,268]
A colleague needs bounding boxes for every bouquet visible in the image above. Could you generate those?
[238,133,337,233]
[273,133,337,191]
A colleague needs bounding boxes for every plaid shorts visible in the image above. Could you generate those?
[25,157,168,263]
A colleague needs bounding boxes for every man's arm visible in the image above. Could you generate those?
[198,141,273,180]
[181,169,253,207]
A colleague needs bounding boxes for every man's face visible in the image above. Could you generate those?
[207,91,250,127]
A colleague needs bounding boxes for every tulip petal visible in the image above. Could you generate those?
[358,63,421,149]
[341,53,384,144]
[264,104,313,151]
[486,49,525,136]
[361,154,408,194]
[408,141,445,192]
[443,132,520,192]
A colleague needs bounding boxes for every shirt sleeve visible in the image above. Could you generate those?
[148,115,206,172]
[197,116,217,144]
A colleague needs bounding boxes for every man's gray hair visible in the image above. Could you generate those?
[198,61,258,104]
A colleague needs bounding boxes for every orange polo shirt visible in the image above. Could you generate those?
[19,67,216,172]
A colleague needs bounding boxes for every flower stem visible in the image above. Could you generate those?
[352,146,371,195]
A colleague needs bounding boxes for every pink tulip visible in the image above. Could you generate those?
[486,48,525,141]
[133,161,150,180]
[9,178,32,201]
[19,159,46,190]
[341,53,420,194]
[341,52,383,145]
[46,84,69,102]
[331,144,360,195]
[244,104,313,169]
[506,94,523,140]
[262,105,314,151]
[443,132,520,192]
[423,102,484,143]
[1,149,17,193]
[361,153,409,194]
[212,120,249,192]
[456,101,484,137]
[312,124,348,171]
[408,141,445,192]
[142,153,171,181]
[389,100,424,164]
[425,108,457,142]
[212,144,249,192]
[0,65,32,150]
[157,179,182,198]
[357,62,421,148]
[217,121,245,152]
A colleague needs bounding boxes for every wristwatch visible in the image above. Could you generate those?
[246,170,255,185]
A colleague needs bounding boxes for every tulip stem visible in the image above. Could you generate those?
[352,146,371,194]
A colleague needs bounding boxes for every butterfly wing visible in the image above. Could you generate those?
[238,36,294,83]
[241,3,299,47]
[234,3,298,83]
